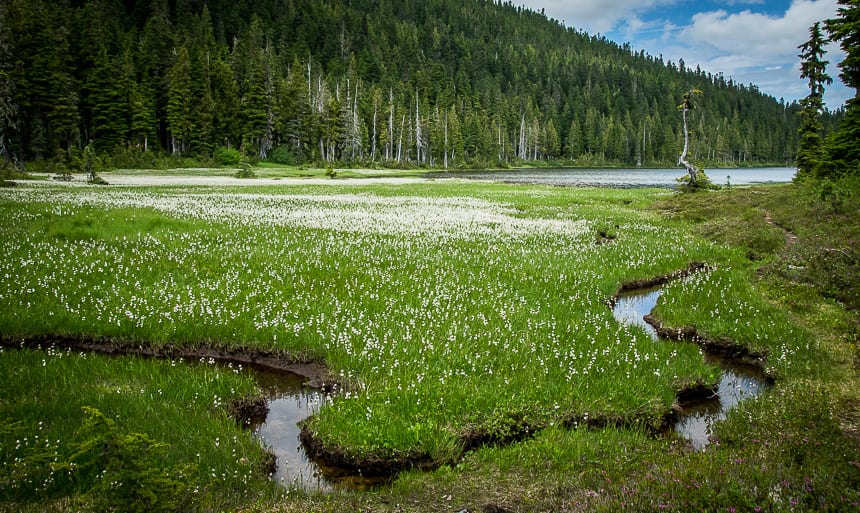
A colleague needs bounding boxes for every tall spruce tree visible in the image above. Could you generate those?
[166,45,193,154]
[796,22,832,178]
[0,1,18,172]
[86,46,128,152]
[825,0,860,175]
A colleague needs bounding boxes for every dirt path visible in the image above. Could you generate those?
[763,210,799,248]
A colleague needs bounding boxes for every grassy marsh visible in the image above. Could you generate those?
[1,176,857,511]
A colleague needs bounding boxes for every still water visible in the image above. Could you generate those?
[428,167,795,188]
[612,287,769,449]
[247,283,771,491]
[246,369,332,491]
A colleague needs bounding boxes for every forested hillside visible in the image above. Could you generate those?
[0,0,838,169]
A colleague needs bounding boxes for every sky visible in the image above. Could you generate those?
[517,0,851,108]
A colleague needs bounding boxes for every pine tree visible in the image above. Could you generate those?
[86,46,127,152]
[824,0,860,175]
[542,118,559,159]
[210,58,241,149]
[796,22,832,178]
[0,2,18,171]
[166,45,193,154]
[565,118,582,158]
[0,69,17,172]
[139,0,175,150]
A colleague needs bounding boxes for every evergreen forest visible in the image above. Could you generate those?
[0,0,845,170]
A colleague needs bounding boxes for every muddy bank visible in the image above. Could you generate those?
[296,262,764,480]
[641,315,771,372]
[3,262,772,483]
[613,261,770,375]
[612,267,774,450]
[299,426,439,477]
[0,334,331,386]
[616,261,711,294]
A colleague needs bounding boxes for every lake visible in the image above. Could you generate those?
[427,167,796,188]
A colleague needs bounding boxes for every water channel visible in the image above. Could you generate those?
[244,368,332,491]
[247,284,770,490]
[611,286,770,449]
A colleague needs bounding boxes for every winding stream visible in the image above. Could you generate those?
[245,368,331,490]
[612,287,770,449]
[246,283,770,490]
[247,367,385,491]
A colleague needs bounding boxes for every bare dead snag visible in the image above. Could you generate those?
[678,89,702,186]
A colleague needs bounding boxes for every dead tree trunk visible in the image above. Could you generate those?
[678,89,702,185]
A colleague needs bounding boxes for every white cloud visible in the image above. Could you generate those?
[518,0,851,105]
[676,0,846,104]
[682,0,838,60]
[517,0,674,34]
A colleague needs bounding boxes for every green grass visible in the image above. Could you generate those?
[0,347,279,510]
[0,182,726,462]
[1,177,858,512]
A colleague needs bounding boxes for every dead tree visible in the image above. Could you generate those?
[678,89,702,185]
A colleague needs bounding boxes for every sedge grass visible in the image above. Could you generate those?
[0,179,821,504]
[0,347,278,508]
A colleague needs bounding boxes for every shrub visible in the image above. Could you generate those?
[213,147,242,166]
[235,162,255,178]
[268,145,300,165]
[69,407,196,513]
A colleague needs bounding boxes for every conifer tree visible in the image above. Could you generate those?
[0,69,16,172]
[86,46,127,152]
[0,2,18,171]
[121,47,156,152]
[0,0,819,168]
[824,0,860,174]
[166,45,193,154]
[796,23,832,178]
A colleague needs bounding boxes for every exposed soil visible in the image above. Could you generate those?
[612,261,770,372]
[611,262,774,438]
[641,313,771,372]
[298,425,440,477]
[228,395,270,427]
[616,261,710,293]
[595,228,618,245]
[458,413,542,452]
[0,334,331,387]
[763,210,799,248]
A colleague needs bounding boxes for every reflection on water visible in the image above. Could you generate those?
[245,368,332,491]
[427,167,796,188]
[246,368,389,491]
[612,287,770,449]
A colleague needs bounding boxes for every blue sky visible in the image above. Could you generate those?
[518,0,850,108]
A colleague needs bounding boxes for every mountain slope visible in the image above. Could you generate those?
[0,0,834,168]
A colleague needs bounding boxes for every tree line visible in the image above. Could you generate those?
[0,0,843,171]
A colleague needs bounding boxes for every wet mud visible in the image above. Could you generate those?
[0,334,331,386]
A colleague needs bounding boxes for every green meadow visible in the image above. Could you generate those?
[1,175,857,512]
